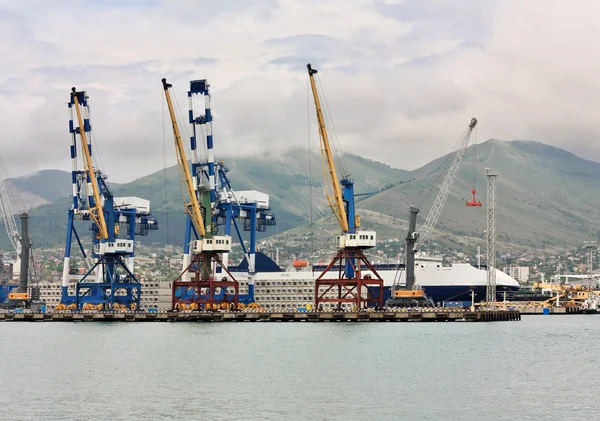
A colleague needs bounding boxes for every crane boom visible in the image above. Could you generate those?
[0,178,20,254]
[71,88,109,241]
[161,78,206,238]
[307,63,349,233]
[415,118,477,250]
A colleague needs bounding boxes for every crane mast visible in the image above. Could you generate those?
[161,78,207,239]
[163,78,237,310]
[415,118,478,250]
[307,64,349,233]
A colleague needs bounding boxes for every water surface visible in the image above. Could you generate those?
[1,316,598,421]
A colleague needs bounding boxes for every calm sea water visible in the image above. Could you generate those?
[0,316,599,421]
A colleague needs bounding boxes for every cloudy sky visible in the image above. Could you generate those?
[1,0,598,182]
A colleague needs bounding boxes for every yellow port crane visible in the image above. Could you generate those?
[306,63,383,309]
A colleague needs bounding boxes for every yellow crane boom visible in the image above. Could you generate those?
[161,78,206,238]
[307,63,349,233]
[71,88,108,240]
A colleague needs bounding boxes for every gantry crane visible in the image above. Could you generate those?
[162,78,239,310]
[307,63,383,310]
[389,118,478,305]
[182,79,275,302]
[60,88,158,310]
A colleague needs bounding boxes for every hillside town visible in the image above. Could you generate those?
[3,236,597,288]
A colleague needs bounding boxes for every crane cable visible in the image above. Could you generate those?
[164,84,199,231]
[161,87,170,245]
[85,100,107,177]
[414,126,471,211]
[392,247,406,285]
[172,87,194,163]
[307,76,315,256]
[472,127,477,192]
[315,74,350,180]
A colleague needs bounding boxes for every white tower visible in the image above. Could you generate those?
[584,241,596,290]
[485,168,498,303]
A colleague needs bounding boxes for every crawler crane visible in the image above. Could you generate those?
[307,64,383,310]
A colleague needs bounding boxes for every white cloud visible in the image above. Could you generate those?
[0,0,598,182]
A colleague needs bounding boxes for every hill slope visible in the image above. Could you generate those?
[12,170,73,202]
[4,140,600,254]
[359,139,600,251]
[1,151,407,249]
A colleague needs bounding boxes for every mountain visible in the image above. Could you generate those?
[360,139,600,251]
[2,150,406,249]
[12,170,73,203]
[3,140,600,254]
[0,170,72,212]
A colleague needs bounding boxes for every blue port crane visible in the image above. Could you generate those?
[183,79,276,304]
[162,78,240,310]
[60,88,158,310]
[306,63,383,309]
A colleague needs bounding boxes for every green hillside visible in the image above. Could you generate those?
[360,139,600,251]
[11,170,73,202]
[1,150,407,250]
[4,140,600,254]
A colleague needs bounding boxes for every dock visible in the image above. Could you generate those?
[505,306,595,315]
[0,309,521,323]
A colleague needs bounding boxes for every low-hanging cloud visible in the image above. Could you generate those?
[0,0,598,182]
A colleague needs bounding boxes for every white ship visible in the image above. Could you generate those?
[223,251,521,310]
[36,251,520,311]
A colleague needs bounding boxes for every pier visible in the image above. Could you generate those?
[0,309,521,323]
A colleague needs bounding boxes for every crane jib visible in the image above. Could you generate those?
[415,118,478,250]
[70,87,109,241]
[161,78,207,239]
[306,63,349,234]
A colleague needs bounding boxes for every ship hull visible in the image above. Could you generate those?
[372,285,521,306]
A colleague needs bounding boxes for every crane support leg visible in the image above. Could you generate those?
[75,256,141,310]
[172,253,239,310]
[61,210,75,303]
[314,249,383,310]
[182,216,193,281]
